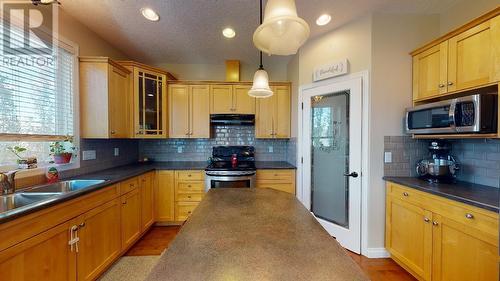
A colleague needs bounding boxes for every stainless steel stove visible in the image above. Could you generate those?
[205,146,256,192]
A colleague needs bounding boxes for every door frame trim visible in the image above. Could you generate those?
[297,70,372,257]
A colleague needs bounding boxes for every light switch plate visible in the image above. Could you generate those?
[82,150,96,161]
[268,146,273,153]
[384,152,392,163]
[114,148,119,156]
[177,146,183,153]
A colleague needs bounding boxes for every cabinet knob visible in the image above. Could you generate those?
[438,84,445,88]
[187,195,192,199]
[110,130,116,134]
[187,211,192,214]
[403,192,409,197]
[424,217,430,223]
[188,175,192,177]
[432,221,439,226]
[465,213,474,219]
[447,81,454,86]
[79,222,86,228]
[188,185,192,187]
[122,201,127,205]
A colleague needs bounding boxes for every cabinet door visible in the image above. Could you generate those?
[0,220,77,281]
[412,42,448,101]
[255,93,276,139]
[210,84,233,114]
[156,171,175,222]
[386,197,432,280]
[77,199,121,281]
[140,173,155,231]
[168,84,190,138]
[448,19,499,92]
[233,85,255,114]
[274,85,291,138]
[108,65,130,138]
[120,189,141,250]
[134,69,167,138]
[190,85,210,138]
[432,214,499,281]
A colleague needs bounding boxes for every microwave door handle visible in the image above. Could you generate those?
[449,101,457,131]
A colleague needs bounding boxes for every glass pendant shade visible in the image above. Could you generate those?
[253,0,310,56]
[248,69,273,98]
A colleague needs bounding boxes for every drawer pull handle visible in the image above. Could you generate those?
[188,174,192,177]
[423,217,430,223]
[122,201,127,205]
[465,213,474,219]
[79,222,86,228]
[188,185,192,188]
[188,195,192,199]
[187,211,192,214]
[403,192,409,197]
[432,221,439,226]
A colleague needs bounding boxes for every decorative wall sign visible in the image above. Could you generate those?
[313,59,349,82]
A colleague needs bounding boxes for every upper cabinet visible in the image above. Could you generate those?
[255,85,291,139]
[168,84,210,138]
[117,61,175,138]
[79,57,131,139]
[412,12,500,102]
[210,84,255,114]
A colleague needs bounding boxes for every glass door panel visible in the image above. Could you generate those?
[310,91,349,228]
[137,70,164,137]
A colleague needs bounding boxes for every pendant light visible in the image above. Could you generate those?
[253,0,310,56]
[248,0,273,98]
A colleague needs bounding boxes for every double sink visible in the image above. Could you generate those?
[0,179,107,214]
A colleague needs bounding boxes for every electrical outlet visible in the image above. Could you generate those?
[268,146,273,153]
[114,148,119,156]
[82,150,96,161]
[177,146,183,153]
[384,152,392,163]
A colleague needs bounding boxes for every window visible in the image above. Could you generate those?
[0,15,78,167]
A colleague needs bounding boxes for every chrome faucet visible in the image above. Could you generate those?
[0,170,19,195]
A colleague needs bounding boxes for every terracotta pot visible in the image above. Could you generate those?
[53,153,72,164]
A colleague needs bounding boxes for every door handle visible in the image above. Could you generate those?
[344,172,359,178]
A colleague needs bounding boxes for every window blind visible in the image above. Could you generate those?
[0,18,75,140]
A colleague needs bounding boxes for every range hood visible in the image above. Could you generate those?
[210,114,255,125]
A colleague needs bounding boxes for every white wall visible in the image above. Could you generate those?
[439,0,499,35]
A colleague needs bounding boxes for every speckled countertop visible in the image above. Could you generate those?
[0,161,296,224]
[146,188,368,281]
[384,176,499,212]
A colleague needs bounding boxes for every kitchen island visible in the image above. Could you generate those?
[146,188,368,281]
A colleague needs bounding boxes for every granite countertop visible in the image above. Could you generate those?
[146,188,368,281]
[0,161,296,224]
[384,176,500,212]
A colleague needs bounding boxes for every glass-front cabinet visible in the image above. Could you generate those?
[118,61,169,138]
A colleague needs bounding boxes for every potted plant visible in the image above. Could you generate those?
[50,136,76,164]
[7,146,37,169]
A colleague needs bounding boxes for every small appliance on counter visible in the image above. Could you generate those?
[416,141,460,183]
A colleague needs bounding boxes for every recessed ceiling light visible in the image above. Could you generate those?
[141,8,159,22]
[316,14,332,26]
[222,27,236,39]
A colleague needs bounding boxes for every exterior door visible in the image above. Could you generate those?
[77,199,121,281]
[301,77,362,253]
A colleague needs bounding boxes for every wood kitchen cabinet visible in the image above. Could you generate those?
[156,171,175,222]
[385,182,499,281]
[174,170,205,221]
[76,199,121,281]
[79,57,131,138]
[255,85,291,139]
[139,172,155,231]
[168,84,210,138]
[256,169,296,194]
[0,220,77,281]
[210,84,255,114]
[118,61,175,138]
[120,187,141,250]
[411,12,500,102]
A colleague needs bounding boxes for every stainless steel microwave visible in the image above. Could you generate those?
[406,93,498,135]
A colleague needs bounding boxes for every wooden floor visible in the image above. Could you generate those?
[127,226,416,281]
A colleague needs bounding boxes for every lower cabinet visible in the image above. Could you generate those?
[386,182,499,281]
[256,169,296,194]
[0,220,77,281]
[77,199,121,281]
[174,170,205,222]
[140,172,155,231]
[120,188,142,250]
[156,171,175,222]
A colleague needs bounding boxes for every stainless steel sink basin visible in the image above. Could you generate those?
[22,179,107,193]
[0,193,58,213]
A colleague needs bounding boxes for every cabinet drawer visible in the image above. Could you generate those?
[175,202,200,221]
[120,177,139,195]
[176,182,204,193]
[256,182,295,194]
[256,170,294,182]
[388,183,427,206]
[176,192,204,202]
[176,170,204,181]
[434,201,498,236]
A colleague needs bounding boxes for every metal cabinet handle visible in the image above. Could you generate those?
[438,84,445,88]
[110,130,116,134]
[403,192,409,197]
[122,201,127,205]
[432,221,439,226]
[447,81,454,86]
[465,213,474,219]
[79,222,86,228]
[424,217,430,223]
[187,195,192,199]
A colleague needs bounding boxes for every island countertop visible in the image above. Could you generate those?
[146,188,368,281]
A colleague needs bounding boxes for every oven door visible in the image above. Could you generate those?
[406,99,455,134]
[205,173,256,192]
